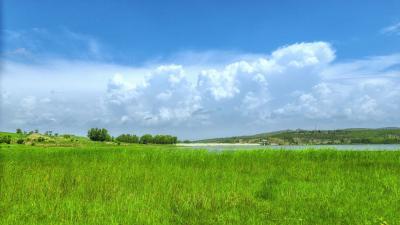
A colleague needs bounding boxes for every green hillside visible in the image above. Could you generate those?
[195,128,400,145]
[0,131,24,138]
[0,131,91,146]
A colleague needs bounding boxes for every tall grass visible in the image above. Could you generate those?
[1,144,399,224]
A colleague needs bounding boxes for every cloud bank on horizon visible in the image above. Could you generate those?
[2,38,400,139]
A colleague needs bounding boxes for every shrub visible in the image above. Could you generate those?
[16,139,25,144]
[37,137,45,142]
[87,128,111,142]
[0,135,11,144]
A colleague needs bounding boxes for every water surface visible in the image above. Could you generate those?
[178,144,400,151]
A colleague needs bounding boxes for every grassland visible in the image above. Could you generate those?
[1,143,400,225]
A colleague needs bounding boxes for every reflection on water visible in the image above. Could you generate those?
[179,144,400,151]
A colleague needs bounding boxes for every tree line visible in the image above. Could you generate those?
[87,128,178,144]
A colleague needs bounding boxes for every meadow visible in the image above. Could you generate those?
[1,144,400,225]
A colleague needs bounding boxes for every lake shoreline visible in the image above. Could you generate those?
[177,143,400,151]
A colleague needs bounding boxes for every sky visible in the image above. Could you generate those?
[1,0,400,139]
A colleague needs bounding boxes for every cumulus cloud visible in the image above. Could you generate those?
[274,80,400,122]
[101,42,335,130]
[2,41,400,138]
[271,42,335,68]
[105,64,201,126]
[274,54,400,123]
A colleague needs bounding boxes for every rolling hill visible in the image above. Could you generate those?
[194,128,400,145]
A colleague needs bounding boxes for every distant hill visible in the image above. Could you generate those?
[194,128,400,145]
[0,131,90,146]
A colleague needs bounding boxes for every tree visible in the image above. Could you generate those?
[100,128,111,141]
[87,128,111,142]
[152,134,177,144]
[116,134,139,143]
[153,135,163,144]
[172,136,178,144]
[16,128,22,134]
[139,134,153,144]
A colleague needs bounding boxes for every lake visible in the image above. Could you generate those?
[177,143,400,151]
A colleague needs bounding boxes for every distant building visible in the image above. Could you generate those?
[260,139,269,145]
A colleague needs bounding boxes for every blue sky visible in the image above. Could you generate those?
[1,1,400,139]
[4,0,400,63]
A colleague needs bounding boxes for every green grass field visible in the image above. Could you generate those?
[1,144,399,224]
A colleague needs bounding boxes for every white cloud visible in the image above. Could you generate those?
[2,42,400,138]
[274,67,400,122]
[3,28,108,61]
[271,42,335,68]
[105,64,201,126]
[381,22,400,35]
